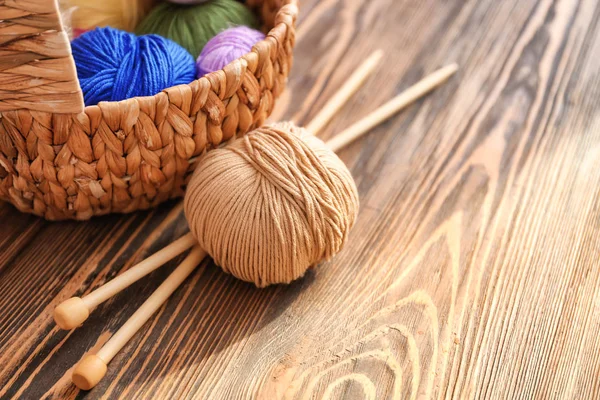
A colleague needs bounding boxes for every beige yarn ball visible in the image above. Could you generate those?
[184,122,360,287]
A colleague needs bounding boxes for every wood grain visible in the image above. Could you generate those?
[2,0,600,398]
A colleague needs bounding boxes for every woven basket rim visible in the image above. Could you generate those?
[77,0,299,112]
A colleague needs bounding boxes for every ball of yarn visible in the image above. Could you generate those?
[71,27,196,106]
[62,0,157,32]
[196,26,265,77]
[184,122,360,287]
[135,0,259,58]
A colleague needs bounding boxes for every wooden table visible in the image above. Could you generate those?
[2,0,600,398]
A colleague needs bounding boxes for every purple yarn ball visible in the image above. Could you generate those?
[196,26,265,77]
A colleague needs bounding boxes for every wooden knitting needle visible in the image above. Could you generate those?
[326,63,458,152]
[305,49,383,135]
[53,50,384,332]
[72,246,206,391]
[70,62,458,391]
[54,233,197,330]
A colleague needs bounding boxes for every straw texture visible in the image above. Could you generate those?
[0,0,84,113]
[0,0,298,220]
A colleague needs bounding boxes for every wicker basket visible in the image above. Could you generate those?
[0,0,298,220]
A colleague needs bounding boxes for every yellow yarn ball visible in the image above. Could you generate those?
[184,122,360,287]
[62,0,157,32]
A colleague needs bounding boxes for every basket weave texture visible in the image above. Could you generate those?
[0,0,298,220]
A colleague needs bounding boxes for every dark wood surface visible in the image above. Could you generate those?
[3,0,600,398]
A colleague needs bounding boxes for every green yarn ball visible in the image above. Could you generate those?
[135,0,259,58]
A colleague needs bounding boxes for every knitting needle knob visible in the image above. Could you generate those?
[54,297,90,330]
[72,354,108,391]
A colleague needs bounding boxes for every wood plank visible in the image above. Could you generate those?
[2,0,600,398]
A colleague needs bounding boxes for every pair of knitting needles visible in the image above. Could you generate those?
[55,51,458,390]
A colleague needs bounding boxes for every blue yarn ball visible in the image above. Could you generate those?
[71,27,196,106]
